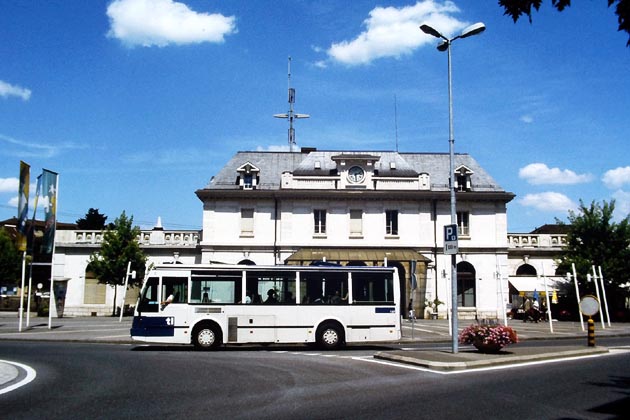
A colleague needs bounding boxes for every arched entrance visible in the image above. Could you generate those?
[457,261,476,307]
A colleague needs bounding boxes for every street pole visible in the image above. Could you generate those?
[446,41,459,353]
[420,22,485,354]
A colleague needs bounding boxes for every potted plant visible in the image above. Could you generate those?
[458,324,518,353]
[424,298,444,319]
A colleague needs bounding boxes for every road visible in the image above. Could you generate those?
[1,338,629,419]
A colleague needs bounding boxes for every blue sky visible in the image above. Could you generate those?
[1,0,629,232]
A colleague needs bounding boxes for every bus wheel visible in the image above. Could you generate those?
[193,324,220,350]
[317,324,342,350]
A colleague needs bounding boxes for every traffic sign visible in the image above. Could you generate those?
[444,224,458,255]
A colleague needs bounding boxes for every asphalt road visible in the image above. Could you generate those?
[1,338,629,419]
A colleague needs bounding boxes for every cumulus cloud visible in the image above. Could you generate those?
[106,0,237,47]
[612,190,630,220]
[602,166,630,189]
[325,1,468,66]
[519,163,593,185]
[0,177,19,193]
[519,192,577,212]
[519,115,533,124]
[0,80,31,101]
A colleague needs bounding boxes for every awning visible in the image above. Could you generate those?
[508,277,565,293]
[285,248,431,264]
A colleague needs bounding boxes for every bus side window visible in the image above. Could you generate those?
[162,277,188,309]
[138,277,159,313]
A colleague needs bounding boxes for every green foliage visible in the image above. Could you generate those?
[499,0,630,47]
[88,211,146,315]
[557,200,630,290]
[0,229,21,287]
[76,208,109,230]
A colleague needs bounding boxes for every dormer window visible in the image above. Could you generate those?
[236,162,260,190]
[454,165,474,192]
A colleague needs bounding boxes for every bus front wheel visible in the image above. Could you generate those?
[193,324,221,350]
[317,323,343,350]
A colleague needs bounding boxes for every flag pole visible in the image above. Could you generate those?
[47,172,59,330]
[571,263,584,331]
[18,251,27,332]
[598,266,611,327]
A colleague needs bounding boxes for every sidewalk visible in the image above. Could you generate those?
[1,314,629,390]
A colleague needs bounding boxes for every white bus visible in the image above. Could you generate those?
[130,264,401,350]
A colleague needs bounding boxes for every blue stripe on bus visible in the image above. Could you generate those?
[130,316,176,337]
[375,307,395,313]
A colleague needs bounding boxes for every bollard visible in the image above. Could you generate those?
[587,317,595,347]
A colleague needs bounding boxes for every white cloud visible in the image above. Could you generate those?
[0,177,19,193]
[602,166,630,189]
[256,144,292,152]
[0,133,87,158]
[612,189,630,221]
[519,192,577,212]
[519,115,533,123]
[7,195,19,208]
[0,80,31,101]
[518,163,593,185]
[106,0,237,47]
[326,1,468,66]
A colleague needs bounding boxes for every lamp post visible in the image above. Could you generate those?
[420,22,485,354]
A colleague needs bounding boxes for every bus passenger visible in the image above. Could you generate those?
[265,289,278,304]
[161,287,175,309]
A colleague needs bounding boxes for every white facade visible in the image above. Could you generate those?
[35,150,580,320]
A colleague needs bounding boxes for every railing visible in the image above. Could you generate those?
[57,230,200,247]
[508,234,567,249]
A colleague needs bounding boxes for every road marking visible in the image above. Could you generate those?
[357,348,630,375]
[0,360,37,395]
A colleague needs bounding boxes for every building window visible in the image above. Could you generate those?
[457,211,469,236]
[243,174,253,189]
[240,208,254,237]
[385,210,398,236]
[314,209,326,235]
[349,209,363,237]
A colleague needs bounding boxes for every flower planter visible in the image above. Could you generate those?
[473,340,503,354]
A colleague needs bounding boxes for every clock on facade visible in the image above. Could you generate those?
[347,166,365,183]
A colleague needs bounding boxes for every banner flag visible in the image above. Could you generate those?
[40,169,58,255]
[17,161,30,251]
[27,174,42,254]
[410,260,418,290]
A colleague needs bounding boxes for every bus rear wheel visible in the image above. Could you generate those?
[317,324,343,350]
[193,324,221,350]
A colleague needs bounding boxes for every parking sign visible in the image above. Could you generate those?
[444,224,458,255]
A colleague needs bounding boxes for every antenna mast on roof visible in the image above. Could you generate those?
[394,94,399,152]
[274,56,310,152]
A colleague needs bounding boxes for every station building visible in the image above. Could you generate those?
[3,149,570,319]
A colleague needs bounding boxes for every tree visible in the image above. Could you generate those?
[557,200,630,304]
[88,211,146,316]
[499,0,630,46]
[0,229,21,289]
[76,208,108,230]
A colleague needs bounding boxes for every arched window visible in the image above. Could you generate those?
[457,261,476,307]
[238,259,256,266]
[516,264,537,276]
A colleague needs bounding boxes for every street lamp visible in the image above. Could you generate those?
[420,22,485,354]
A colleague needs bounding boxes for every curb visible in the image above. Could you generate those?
[374,346,610,371]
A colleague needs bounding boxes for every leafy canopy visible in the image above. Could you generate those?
[88,211,147,315]
[0,229,21,287]
[557,200,630,290]
[499,0,630,46]
[76,208,109,230]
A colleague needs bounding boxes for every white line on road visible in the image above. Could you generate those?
[0,360,37,395]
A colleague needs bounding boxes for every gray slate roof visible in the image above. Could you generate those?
[203,150,505,192]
